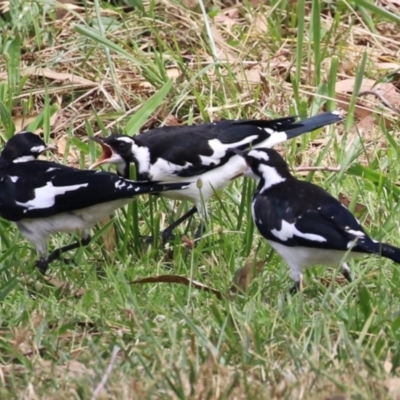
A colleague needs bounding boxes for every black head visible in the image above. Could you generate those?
[0,132,57,163]
[89,134,136,177]
[90,134,151,179]
[231,147,292,184]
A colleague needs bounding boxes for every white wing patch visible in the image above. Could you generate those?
[345,227,365,237]
[16,182,89,210]
[30,145,46,153]
[115,180,126,189]
[13,155,36,163]
[199,155,217,166]
[255,131,288,148]
[271,220,327,243]
[199,136,259,166]
[150,159,193,180]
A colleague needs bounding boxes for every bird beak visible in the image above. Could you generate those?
[44,143,58,152]
[227,148,257,180]
[227,148,247,158]
[89,136,115,169]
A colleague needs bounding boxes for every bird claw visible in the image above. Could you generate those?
[139,235,155,244]
[194,224,204,241]
[161,229,175,245]
[35,259,49,275]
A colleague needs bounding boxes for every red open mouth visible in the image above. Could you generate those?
[98,142,112,162]
[89,137,114,169]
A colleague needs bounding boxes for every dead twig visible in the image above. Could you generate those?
[358,90,400,114]
[91,345,120,400]
[294,166,341,172]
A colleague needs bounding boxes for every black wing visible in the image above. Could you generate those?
[0,161,182,221]
[137,119,296,178]
[253,180,376,254]
[137,117,295,146]
[135,112,341,178]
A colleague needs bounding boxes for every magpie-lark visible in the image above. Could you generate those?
[0,132,191,274]
[90,111,342,243]
[232,147,400,293]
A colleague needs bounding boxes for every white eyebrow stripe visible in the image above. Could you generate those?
[116,137,134,143]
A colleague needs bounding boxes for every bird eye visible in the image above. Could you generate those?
[118,142,127,148]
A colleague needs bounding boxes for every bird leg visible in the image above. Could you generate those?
[139,235,156,244]
[289,268,302,294]
[138,207,198,246]
[341,262,352,283]
[35,235,92,275]
[194,221,205,241]
[162,207,197,244]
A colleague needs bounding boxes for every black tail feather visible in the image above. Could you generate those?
[285,111,343,140]
[380,243,400,264]
[233,116,298,131]
[128,180,191,195]
[354,237,400,264]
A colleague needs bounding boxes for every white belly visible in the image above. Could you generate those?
[268,241,364,271]
[17,199,132,245]
[151,155,247,206]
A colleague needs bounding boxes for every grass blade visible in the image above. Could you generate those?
[75,25,162,85]
[0,277,18,302]
[344,50,368,131]
[0,100,15,139]
[327,56,339,111]
[125,80,173,135]
[354,0,400,24]
[293,0,305,111]
[310,0,321,86]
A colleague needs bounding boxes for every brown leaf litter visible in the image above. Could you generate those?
[335,77,400,130]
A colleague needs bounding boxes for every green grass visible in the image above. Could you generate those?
[1,0,400,398]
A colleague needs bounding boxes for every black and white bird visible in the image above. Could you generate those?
[90,111,343,243]
[0,132,191,274]
[232,147,400,292]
